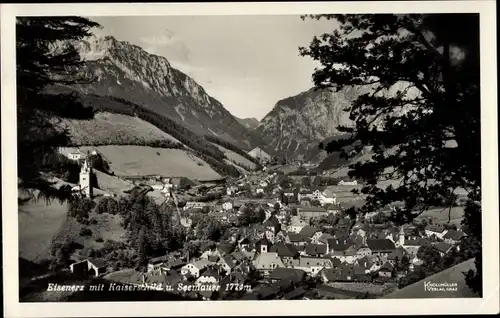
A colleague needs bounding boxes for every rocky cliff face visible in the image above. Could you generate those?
[255,87,358,161]
[256,82,417,162]
[57,35,261,150]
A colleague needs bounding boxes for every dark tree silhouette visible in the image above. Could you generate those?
[17,17,101,202]
[300,14,481,294]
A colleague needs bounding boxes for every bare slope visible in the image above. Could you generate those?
[80,146,221,181]
[383,258,478,298]
[212,144,258,170]
[18,197,68,262]
[60,112,182,146]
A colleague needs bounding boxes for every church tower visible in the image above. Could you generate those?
[398,226,405,246]
[79,158,93,198]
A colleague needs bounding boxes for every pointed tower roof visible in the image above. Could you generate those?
[399,225,405,235]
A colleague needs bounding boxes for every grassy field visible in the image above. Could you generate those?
[416,206,465,225]
[326,184,464,225]
[94,170,134,196]
[79,146,221,181]
[18,197,68,262]
[212,144,258,170]
[60,112,183,146]
[51,211,127,262]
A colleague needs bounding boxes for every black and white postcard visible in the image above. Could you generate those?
[2,1,498,317]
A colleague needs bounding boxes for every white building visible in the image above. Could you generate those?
[180,259,214,278]
[78,159,93,198]
[222,202,233,211]
[69,150,82,161]
[311,189,337,206]
[338,180,358,186]
[184,202,207,211]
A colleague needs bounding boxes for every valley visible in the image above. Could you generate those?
[16,12,481,305]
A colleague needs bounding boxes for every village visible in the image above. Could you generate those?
[56,146,468,301]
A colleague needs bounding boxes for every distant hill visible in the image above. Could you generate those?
[256,82,419,161]
[236,117,260,130]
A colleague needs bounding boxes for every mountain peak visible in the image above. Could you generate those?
[62,34,264,150]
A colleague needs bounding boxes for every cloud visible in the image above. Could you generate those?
[140,29,177,46]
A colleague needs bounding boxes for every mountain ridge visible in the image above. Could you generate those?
[57,35,263,151]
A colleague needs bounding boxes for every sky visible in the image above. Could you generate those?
[89,16,339,120]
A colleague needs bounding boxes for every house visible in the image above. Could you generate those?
[196,266,221,284]
[200,249,219,262]
[181,259,214,278]
[355,256,375,274]
[298,226,322,241]
[366,239,396,257]
[259,181,269,188]
[304,244,328,257]
[286,218,308,233]
[283,191,295,198]
[442,230,466,244]
[338,180,358,186]
[433,242,455,257]
[275,231,291,243]
[297,190,314,201]
[147,255,168,273]
[184,201,207,211]
[248,146,272,163]
[318,268,342,283]
[356,246,372,258]
[402,238,429,258]
[263,216,281,235]
[228,270,249,286]
[218,255,237,274]
[256,188,264,194]
[253,252,285,275]
[222,201,233,211]
[288,233,309,246]
[268,268,307,284]
[226,185,238,196]
[343,245,359,264]
[317,233,335,245]
[387,247,407,265]
[296,206,329,221]
[238,237,251,250]
[296,256,333,275]
[378,262,394,278]
[69,258,107,277]
[424,224,448,239]
[269,242,299,261]
[311,189,337,206]
[327,237,352,255]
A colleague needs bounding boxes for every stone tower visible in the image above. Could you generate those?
[79,158,93,198]
[398,226,405,246]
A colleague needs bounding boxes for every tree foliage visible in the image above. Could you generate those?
[17,17,101,202]
[300,13,481,294]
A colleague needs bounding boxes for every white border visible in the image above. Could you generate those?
[2,1,498,317]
